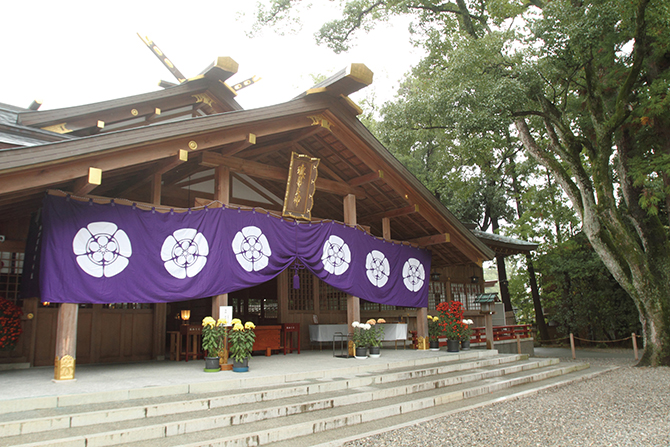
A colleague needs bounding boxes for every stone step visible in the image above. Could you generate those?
[0,351,523,437]
[269,365,617,447]
[1,357,590,447]
[0,350,501,416]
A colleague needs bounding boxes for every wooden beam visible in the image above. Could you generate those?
[220,133,256,157]
[199,152,366,198]
[360,204,419,223]
[240,126,324,160]
[116,151,188,197]
[71,167,102,196]
[348,170,383,187]
[408,233,451,246]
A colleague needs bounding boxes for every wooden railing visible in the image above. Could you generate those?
[471,324,533,343]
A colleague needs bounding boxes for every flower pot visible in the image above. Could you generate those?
[369,346,381,358]
[355,346,368,358]
[461,339,471,350]
[429,340,440,351]
[232,357,249,372]
[204,356,220,372]
[446,339,460,353]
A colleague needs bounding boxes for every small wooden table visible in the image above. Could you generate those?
[282,323,300,354]
[168,325,202,361]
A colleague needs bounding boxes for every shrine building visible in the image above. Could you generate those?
[0,56,506,379]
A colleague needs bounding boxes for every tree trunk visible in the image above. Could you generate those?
[495,254,513,313]
[526,254,550,342]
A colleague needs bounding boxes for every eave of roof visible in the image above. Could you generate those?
[471,229,538,255]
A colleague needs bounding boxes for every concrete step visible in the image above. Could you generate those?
[0,355,597,447]
[0,350,518,435]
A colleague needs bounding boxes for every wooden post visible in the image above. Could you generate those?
[150,173,167,360]
[516,334,521,354]
[212,165,230,319]
[632,332,638,360]
[485,312,494,350]
[570,333,576,359]
[343,194,360,334]
[416,308,428,350]
[54,303,78,381]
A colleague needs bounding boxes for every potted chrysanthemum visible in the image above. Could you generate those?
[461,319,474,350]
[351,321,370,358]
[228,318,256,372]
[427,315,441,350]
[366,318,386,358]
[201,316,226,372]
[437,301,467,352]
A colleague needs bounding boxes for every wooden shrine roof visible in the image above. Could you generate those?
[0,64,494,267]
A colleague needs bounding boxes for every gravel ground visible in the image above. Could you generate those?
[345,352,670,447]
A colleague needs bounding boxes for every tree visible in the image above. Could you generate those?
[255,0,670,366]
[537,232,641,344]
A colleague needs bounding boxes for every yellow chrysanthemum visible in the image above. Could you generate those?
[231,318,242,325]
[433,316,439,322]
[217,318,226,326]
[377,318,386,324]
[202,316,216,328]
[245,321,256,329]
[232,323,244,331]
[366,318,376,325]
[427,315,433,320]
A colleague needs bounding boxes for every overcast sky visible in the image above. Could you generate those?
[2,1,424,111]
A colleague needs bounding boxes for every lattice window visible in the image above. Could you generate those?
[428,281,447,310]
[319,281,347,311]
[450,283,481,310]
[288,268,313,311]
[0,252,24,306]
[361,299,380,312]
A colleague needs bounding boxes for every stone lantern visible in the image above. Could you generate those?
[474,292,499,349]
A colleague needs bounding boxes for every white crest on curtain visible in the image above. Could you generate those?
[402,258,425,292]
[365,250,390,288]
[321,235,351,275]
[232,225,272,272]
[72,222,132,278]
[160,228,209,279]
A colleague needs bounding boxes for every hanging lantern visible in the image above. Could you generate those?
[180,309,191,322]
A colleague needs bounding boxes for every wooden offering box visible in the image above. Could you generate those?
[252,325,282,356]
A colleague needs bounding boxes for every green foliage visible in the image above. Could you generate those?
[536,233,641,341]
[254,0,670,365]
[228,320,257,363]
[201,317,226,358]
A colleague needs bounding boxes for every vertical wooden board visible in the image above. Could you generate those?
[76,310,93,364]
[131,312,154,358]
[33,309,58,366]
[122,313,133,358]
[99,312,122,360]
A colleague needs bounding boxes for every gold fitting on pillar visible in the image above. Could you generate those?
[348,340,355,357]
[417,336,429,350]
[54,355,76,380]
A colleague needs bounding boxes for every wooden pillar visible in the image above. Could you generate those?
[151,173,167,360]
[278,269,289,323]
[344,194,360,335]
[54,303,78,381]
[485,311,494,350]
[212,165,230,319]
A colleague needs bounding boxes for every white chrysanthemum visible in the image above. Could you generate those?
[160,228,209,279]
[352,321,360,328]
[321,235,351,275]
[402,258,426,292]
[365,250,390,288]
[73,222,132,278]
[232,226,272,272]
[363,323,371,330]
